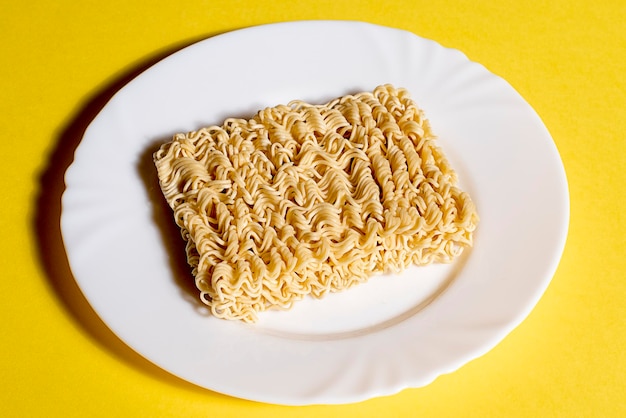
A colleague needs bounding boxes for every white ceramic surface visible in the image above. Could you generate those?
[61,21,569,405]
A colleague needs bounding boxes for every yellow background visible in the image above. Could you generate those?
[2,1,625,416]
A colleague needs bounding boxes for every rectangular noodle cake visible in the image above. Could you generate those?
[154,84,478,322]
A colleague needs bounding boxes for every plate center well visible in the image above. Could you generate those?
[254,261,461,339]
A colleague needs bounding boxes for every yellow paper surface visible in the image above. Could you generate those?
[2,1,625,416]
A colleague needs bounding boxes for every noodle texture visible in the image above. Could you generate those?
[154,85,478,322]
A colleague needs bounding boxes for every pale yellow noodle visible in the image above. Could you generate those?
[154,85,479,322]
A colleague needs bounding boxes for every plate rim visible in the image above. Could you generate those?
[60,20,570,405]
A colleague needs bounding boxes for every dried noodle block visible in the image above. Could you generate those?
[154,84,478,322]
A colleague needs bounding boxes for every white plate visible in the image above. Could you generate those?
[61,21,569,405]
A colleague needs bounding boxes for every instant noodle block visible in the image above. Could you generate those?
[154,85,479,322]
